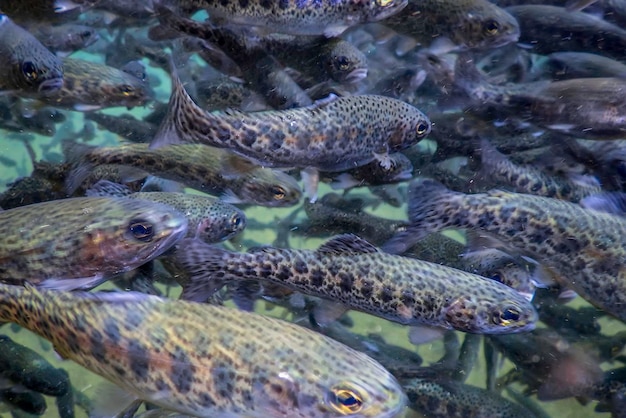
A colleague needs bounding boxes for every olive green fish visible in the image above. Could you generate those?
[167,0,407,37]
[383,0,520,54]
[64,142,302,207]
[384,178,626,323]
[0,284,407,417]
[175,234,537,334]
[0,196,188,290]
[33,57,152,111]
[0,13,63,95]
[154,61,431,199]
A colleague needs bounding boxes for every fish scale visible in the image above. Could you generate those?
[0,284,406,418]
[175,234,537,334]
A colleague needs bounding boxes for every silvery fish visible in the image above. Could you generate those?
[153,61,431,200]
[166,0,408,37]
[0,13,63,95]
[175,234,537,334]
[0,284,407,418]
[64,142,302,207]
[0,196,188,290]
[383,0,520,54]
[385,178,626,324]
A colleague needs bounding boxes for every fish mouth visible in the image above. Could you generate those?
[38,77,64,95]
[345,68,368,84]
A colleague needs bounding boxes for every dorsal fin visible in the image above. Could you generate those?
[317,234,379,255]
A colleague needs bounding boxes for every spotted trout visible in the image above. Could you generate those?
[384,178,626,323]
[0,284,407,417]
[0,196,188,290]
[175,234,537,334]
[153,62,431,200]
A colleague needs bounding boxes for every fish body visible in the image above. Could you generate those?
[385,179,626,323]
[128,192,247,244]
[169,0,408,37]
[507,5,626,60]
[535,52,626,81]
[34,57,152,111]
[321,152,413,190]
[403,377,536,418]
[176,234,537,334]
[157,65,431,174]
[0,14,63,95]
[0,284,407,418]
[27,23,99,55]
[64,142,302,207]
[0,196,188,290]
[383,0,520,52]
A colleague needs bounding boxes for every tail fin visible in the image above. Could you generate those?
[174,238,231,302]
[383,178,461,254]
[62,140,97,195]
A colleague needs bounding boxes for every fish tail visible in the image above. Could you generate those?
[382,178,461,254]
[62,140,96,195]
[174,238,233,302]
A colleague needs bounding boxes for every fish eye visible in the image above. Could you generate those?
[128,219,155,242]
[21,61,39,82]
[493,306,521,325]
[490,272,503,283]
[327,385,364,414]
[335,56,351,71]
[231,214,243,230]
[119,84,135,96]
[80,31,93,39]
[416,121,430,137]
[483,19,500,36]
[376,0,393,6]
[271,186,286,200]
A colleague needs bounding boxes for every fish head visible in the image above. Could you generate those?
[323,39,368,84]
[241,169,302,207]
[443,286,537,334]
[455,1,520,50]
[97,69,154,109]
[252,349,406,417]
[387,103,431,152]
[80,197,188,274]
[194,203,247,243]
[1,13,64,94]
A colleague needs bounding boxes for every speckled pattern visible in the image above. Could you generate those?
[0,197,188,289]
[479,139,602,203]
[66,143,302,207]
[176,235,537,333]
[161,66,431,171]
[0,284,407,418]
[176,0,407,36]
[384,0,520,50]
[0,13,63,93]
[387,178,626,323]
[403,378,536,418]
[34,57,151,110]
[129,192,246,243]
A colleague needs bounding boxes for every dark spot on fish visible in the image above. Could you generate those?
[278,0,289,9]
[311,268,325,287]
[338,271,354,293]
[294,260,308,274]
[90,329,107,363]
[242,129,257,147]
[400,290,415,307]
[380,285,394,303]
[128,340,150,381]
[260,0,272,8]
[170,346,195,394]
[213,361,235,398]
[102,317,121,344]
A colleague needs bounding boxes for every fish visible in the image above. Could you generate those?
[384,178,626,324]
[476,138,603,203]
[320,152,413,190]
[166,0,408,37]
[0,196,188,290]
[0,284,407,418]
[30,57,152,111]
[26,22,99,55]
[402,377,537,418]
[507,5,626,61]
[382,0,520,54]
[84,111,158,143]
[153,60,431,200]
[63,142,302,207]
[174,234,538,334]
[533,52,626,81]
[0,13,64,95]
